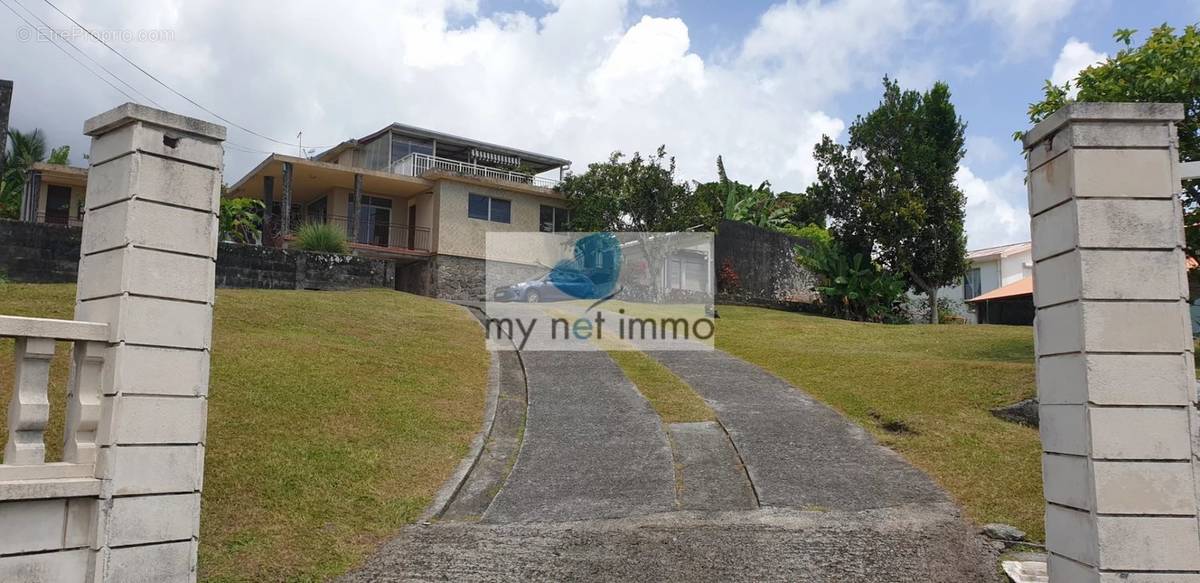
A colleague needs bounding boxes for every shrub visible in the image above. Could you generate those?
[717,258,741,292]
[294,222,349,254]
[799,238,907,323]
[219,198,264,244]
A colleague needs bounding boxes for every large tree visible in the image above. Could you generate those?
[0,128,48,219]
[1023,24,1200,252]
[808,77,968,323]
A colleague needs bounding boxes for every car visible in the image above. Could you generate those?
[492,270,596,302]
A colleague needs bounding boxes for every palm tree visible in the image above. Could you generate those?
[0,128,49,219]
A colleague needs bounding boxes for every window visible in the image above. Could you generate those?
[468,193,511,223]
[666,253,709,292]
[539,205,571,233]
[964,267,982,300]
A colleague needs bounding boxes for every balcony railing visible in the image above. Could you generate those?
[0,315,108,496]
[326,215,432,252]
[392,152,559,189]
[36,212,84,228]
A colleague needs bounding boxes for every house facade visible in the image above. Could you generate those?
[225,123,574,299]
[19,162,88,227]
[936,241,1032,322]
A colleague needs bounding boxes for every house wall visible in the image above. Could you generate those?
[433,179,567,261]
[999,249,1032,286]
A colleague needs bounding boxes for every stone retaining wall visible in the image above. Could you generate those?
[714,220,817,307]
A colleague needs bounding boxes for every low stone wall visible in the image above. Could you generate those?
[0,219,81,283]
[0,220,395,291]
[431,254,544,301]
[714,220,817,307]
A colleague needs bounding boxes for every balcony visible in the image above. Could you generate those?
[326,215,432,254]
[391,152,559,189]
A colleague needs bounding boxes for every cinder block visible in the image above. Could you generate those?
[1096,515,1200,571]
[106,540,193,583]
[1042,453,1091,510]
[79,199,216,258]
[1089,407,1193,460]
[1048,553,1099,583]
[1031,200,1078,261]
[1040,404,1088,455]
[0,548,89,583]
[1070,122,1173,149]
[1093,460,1197,515]
[106,493,199,547]
[78,246,215,304]
[0,499,66,554]
[1086,353,1193,405]
[1033,251,1082,307]
[98,445,203,495]
[1081,301,1188,353]
[77,296,212,350]
[1035,302,1082,355]
[110,345,210,397]
[102,395,207,446]
[1079,250,1185,300]
[1046,503,1098,566]
[1029,148,1074,215]
[1076,199,1181,250]
[1073,148,1175,198]
[1027,129,1071,173]
[1037,354,1087,405]
[85,151,220,212]
[89,116,223,169]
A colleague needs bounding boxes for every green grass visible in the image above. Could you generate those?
[714,305,1043,540]
[607,350,715,423]
[0,284,489,582]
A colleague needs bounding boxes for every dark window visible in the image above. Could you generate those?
[468,194,489,220]
[539,205,570,232]
[490,198,511,223]
[964,268,982,300]
[469,194,511,223]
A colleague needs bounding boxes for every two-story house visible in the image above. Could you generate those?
[225,123,573,299]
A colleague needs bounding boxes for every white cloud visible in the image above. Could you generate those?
[969,0,1077,56]
[1051,37,1106,92]
[2,0,937,193]
[956,165,1029,248]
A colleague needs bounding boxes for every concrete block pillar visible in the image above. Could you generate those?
[1024,103,1200,581]
[74,103,225,582]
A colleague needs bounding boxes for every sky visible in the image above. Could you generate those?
[1,0,1197,249]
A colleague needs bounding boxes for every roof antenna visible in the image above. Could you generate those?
[297,131,303,157]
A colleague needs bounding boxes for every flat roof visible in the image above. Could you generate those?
[316,122,571,173]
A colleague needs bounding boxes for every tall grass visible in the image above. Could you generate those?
[293,222,349,254]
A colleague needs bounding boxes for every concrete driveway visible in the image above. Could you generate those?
[341,343,997,582]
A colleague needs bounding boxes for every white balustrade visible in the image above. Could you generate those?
[393,152,560,188]
[0,315,109,487]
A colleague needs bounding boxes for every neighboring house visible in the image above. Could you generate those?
[933,241,1033,323]
[19,162,88,226]
[225,122,573,299]
[966,276,1034,325]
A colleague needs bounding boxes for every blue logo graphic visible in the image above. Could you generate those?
[547,232,622,301]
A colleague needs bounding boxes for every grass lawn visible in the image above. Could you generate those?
[0,284,489,583]
[715,305,1043,540]
[607,349,714,423]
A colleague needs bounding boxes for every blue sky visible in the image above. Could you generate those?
[2,0,1197,247]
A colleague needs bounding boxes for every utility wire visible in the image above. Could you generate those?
[9,0,163,108]
[0,0,139,104]
[39,0,335,150]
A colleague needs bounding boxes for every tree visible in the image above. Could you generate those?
[558,146,705,299]
[0,128,48,219]
[1023,24,1200,252]
[808,77,969,323]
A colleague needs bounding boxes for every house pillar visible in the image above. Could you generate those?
[21,167,40,222]
[349,172,362,242]
[280,162,293,238]
[262,175,274,242]
[1024,102,1200,581]
[75,103,224,581]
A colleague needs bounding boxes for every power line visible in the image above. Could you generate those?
[39,0,335,150]
[0,0,139,104]
[8,0,163,108]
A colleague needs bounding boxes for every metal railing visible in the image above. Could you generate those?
[35,212,84,228]
[326,215,432,252]
[0,315,108,491]
[392,152,559,189]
